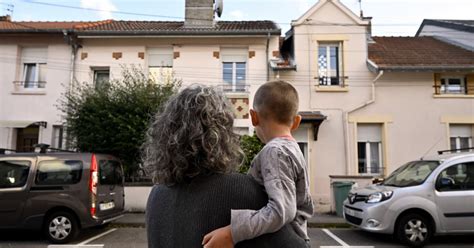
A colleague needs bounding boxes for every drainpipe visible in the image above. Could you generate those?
[266,32,270,81]
[344,64,384,175]
[63,30,80,149]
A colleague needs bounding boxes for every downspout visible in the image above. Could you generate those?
[266,32,270,81]
[63,30,80,148]
[344,61,384,175]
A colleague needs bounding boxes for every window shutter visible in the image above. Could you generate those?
[148,48,173,67]
[357,124,382,142]
[22,47,47,63]
[221,48,248,62]
[467,74,474,95]
[434,73,441,95]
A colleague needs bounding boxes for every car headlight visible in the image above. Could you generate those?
[366,191,393,203]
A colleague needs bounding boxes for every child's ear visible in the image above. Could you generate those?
[291,115,302,131]
[250,109,259,126]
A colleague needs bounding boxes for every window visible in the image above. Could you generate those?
[93,69,110,88]
[0,160,30,188]
[437,163,474,191]
[20,47,47,89]
[221,48,248,92]
[450,125,473,152]
[357,124,383,175]
[441,76,466,94]
[318,42,342,86]
[99,160,123,185]
[148,48,173,83]
[36,160,82,185]
[51,125,64,149]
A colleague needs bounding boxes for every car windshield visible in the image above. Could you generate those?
[382,160,440,187]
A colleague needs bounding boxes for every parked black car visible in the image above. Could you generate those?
[0,152,125,243]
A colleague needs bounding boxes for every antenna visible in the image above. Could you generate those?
[214,0,223,18]
[420,136,443,160]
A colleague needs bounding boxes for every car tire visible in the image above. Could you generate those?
[396,213,433,247]
[44,211,79,244]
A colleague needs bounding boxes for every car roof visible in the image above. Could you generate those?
[422,151,474,163]
[0,152,118,160]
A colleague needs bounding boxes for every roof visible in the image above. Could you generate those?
[0,20,281,36]
[416,19,474,36]
[367,36,474,71]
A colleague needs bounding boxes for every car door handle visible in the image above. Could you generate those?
[110,192,116,196]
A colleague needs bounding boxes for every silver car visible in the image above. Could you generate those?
[343,151,474,247]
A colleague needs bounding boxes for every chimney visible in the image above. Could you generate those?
[0,15,11,22]
[184,0,214,28]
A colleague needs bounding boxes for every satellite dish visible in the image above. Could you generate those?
[214,0,223,18]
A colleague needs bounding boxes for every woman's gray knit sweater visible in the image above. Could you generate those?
[146,173,307,248]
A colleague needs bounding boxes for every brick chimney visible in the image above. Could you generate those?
[184,0,214,28]
[0,15,11,22]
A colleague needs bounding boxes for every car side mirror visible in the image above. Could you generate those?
[440,177,454,187]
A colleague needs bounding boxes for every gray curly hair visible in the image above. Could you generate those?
[142,85,243,185]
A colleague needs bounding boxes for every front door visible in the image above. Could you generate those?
[0,158,33,228]
[16,126,39,152]
[434,162,474,232]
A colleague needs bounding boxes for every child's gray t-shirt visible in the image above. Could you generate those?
[231,137,314,243]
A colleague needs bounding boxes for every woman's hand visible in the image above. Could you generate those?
[202,225,234,248]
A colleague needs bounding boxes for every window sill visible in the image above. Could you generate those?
[11,90,47,95]
[433,94,474,99]
[315,86,349,92]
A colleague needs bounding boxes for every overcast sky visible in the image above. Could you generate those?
[2,0,473,36]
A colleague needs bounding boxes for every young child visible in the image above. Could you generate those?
[202,80,314,247]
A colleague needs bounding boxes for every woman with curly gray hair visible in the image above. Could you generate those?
[143,85,306,248]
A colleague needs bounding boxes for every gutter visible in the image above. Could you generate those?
[343,69,384,175]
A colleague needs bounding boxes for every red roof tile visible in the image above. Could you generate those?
[0,20,280,35]
[368,36,474,70]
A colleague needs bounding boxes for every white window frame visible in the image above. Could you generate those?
[92,68,110,88]
[317,42,343,86]
[440,75,466,94]
[147,47,174,83]
[222,62,247,92]
[22,63,46,89]
[358,141,383,175]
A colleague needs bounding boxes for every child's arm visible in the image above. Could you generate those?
[231,147,298,243]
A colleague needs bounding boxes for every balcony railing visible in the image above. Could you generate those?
[12,81,47,93]
[13,81,47,89]
[217,84,250,93]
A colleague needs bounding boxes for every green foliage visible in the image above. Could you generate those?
[59,65,181,177]
[239,134,264,173]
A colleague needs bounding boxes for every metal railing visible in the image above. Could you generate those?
[13,81,47,89]
[216,84,250,93]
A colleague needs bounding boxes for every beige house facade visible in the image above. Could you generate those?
[276,0,474,212]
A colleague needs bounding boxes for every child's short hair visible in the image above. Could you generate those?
[253,80,299,125]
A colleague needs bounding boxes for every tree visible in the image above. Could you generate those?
[239,134,264,173]
[59,66,181,178]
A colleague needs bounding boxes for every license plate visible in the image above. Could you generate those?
[345,208,355,216]
[99,201,115,211]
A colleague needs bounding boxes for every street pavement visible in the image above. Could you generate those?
[1,213,473,247]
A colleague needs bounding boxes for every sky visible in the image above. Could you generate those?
[1,0,473,36]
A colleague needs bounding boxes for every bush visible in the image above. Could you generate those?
[239,134,264,173]
[59,66,181,178]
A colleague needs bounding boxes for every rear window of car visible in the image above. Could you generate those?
[99,160,123,185]
[36,160,83,185]
[0,160,30,188]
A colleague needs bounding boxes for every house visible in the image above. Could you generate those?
[277,0,474,212]
[0,0,281,151]
[416,19,474,51]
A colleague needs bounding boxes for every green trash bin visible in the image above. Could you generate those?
[332,181,354,217]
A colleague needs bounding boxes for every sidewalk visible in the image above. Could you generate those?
[112,212,349,228]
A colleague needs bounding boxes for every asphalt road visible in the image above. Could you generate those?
[1,227,473,248]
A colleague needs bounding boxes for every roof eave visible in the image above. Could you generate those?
[376,65,474,72]
[76,29,281,37]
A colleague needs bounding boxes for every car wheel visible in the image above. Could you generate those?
[44,211,79,244]
[396,213,433,247]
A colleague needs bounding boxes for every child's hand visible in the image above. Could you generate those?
[202,225,234,248]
